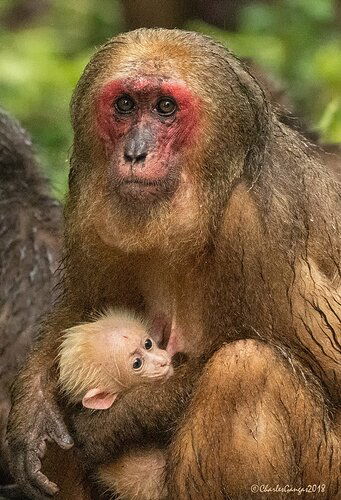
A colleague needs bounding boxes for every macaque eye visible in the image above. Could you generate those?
[144,338,153,350]
[133,357,143,370]
[155,97,177,116]
[115,95,135,114]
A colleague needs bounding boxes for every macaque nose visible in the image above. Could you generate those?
[124,130,150,164]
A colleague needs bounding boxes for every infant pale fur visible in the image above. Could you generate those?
[58,309,172,499]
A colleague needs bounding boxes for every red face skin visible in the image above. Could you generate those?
[96,76,200,203]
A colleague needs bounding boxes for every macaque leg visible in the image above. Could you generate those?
[168,340,341,500]
[42,443,91,500]
[99,447,167,500]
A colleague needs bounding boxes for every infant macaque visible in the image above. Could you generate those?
[58,308,171,499]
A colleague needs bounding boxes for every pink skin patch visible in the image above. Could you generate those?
[150,314,171,347]
[150,313,182,358]
[96,77,201,188]
[82,388,118,410]
[97,80,132,144]
[160,80,200,149]
[166,327,182,357]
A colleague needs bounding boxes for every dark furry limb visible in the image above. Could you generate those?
[0,109,61,490]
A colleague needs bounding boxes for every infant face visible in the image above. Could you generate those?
[115,330,173,384]
[59,309,174,410]
[80,328,174,410]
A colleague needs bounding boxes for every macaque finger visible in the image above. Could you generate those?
[46,422,74,450]
[9,453,52,500]
[25,451,59,498]
[42,400,74,450]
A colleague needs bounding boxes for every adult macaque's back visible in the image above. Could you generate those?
[7,29,341,499]
[0,110,61,488]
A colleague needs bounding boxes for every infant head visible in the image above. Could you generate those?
[59,309,173,410]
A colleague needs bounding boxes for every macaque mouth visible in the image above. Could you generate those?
[113,172,179,203]
[117,177,165,200]
[122,177,161,186]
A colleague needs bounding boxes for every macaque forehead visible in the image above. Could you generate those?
[111,328,148,351]
[94,328,150,380]
[91,32,213,106]
[98,34,199,85]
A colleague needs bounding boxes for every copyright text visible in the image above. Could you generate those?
[250,484,326,495]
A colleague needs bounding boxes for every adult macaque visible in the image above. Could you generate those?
[58,308,171,499]
[7,29,341,500]
[0,109,61,492]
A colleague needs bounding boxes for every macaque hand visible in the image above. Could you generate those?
[7,386,74,500]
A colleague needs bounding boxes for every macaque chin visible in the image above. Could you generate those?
[58,308,173,410]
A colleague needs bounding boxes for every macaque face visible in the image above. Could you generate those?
[96,75,201,205]
[72,34,218,251]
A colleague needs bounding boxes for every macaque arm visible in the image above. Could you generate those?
[69,361,198,467]
[7,305,81,500]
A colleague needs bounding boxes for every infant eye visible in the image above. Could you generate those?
[155,97,177,116]
[133,357,143,370]
[144,338,153,350]
[115,95,135,114]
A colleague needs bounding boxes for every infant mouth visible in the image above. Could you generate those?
[149,365,173,381]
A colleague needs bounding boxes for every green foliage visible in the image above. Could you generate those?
[189,0,341,143]
[0,0,123,197]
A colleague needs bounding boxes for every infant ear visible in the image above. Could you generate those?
[82,388,118,409]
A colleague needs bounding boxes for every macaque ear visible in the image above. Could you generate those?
[82,388,118,410]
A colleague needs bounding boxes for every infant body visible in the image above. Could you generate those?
[58,309,172,499]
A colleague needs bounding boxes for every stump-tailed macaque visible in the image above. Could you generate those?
[0,109,61,492]
[58,308,171,499]
[7,29,341,500]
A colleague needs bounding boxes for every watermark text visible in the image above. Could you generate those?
[250,484,326,495]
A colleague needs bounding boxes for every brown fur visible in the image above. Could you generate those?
[99,447,167,500]
[244,58,341,182]
[41,444,91,500]
[7,29,341,500]
[0,109,61,487]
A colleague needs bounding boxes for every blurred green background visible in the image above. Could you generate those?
[0,0,340,198]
